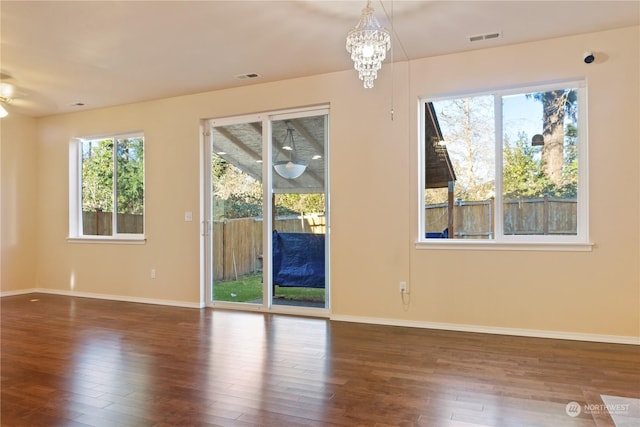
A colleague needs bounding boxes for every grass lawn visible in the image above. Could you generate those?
[213,274,325,303]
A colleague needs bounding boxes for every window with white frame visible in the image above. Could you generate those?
[69,133,145,240]
[419,81,589,248]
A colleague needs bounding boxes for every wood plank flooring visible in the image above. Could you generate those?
[1,293,638,426]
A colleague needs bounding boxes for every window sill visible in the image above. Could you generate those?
[415,240,593,252]
[67,236,146,245]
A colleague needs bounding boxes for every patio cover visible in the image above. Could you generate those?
[424,102,456,237]
[425,102,456,188]
[211,116,326,194]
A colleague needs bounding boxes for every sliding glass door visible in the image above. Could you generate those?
[204,108,329,311]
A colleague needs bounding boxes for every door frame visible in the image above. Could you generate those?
[200,106,330,316]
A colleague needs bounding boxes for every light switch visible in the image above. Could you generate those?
[184,211,193,222]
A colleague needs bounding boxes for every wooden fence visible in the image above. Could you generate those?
[425,197,577,239]
[82,211,143,235]
[82,211,323,281]
[87,198,574,280]
[213,215,325,281]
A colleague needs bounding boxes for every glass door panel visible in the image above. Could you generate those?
[210,120,264,306]
[271,115,328,309]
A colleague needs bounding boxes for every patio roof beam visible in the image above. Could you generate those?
[289,119,324,156]
[215,127,261,162]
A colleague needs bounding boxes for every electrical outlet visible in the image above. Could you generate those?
[151,269,156,279]
[399,281,408,293]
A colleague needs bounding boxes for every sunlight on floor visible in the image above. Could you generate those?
[601,395,640,427]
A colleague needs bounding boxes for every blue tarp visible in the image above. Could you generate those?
[272,231,325,288]
[425,228,449,239]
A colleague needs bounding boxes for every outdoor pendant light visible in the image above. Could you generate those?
[273,122,307,179]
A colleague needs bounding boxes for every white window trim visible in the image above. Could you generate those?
[417,80,591,251]
[67,236,146,244]
[415,240,593,252]
[68,132,146,242]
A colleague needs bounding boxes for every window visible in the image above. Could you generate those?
[69,133,145,240]
[419,81,589,249]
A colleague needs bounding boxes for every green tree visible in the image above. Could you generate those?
[275,193,325,216]
[558,123,578,198]
[82,139,114,212]
[503,132,552,199]
[503,126,578,200]
[82,137,145,214]
[116,137,144,215]
[212,155,263,220]
[532,89,577,187]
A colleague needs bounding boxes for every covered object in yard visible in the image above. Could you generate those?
[272,231,325,288]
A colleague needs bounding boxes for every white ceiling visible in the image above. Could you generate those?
[1,0,638,117]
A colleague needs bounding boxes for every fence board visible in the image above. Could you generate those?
[213,215,325,281]
[426,198,577,238]
[82,211,143,235]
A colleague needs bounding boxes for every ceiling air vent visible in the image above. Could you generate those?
[468,31,502,43]
[235,73,261,80]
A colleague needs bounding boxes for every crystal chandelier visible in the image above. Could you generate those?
[345,0,391,89]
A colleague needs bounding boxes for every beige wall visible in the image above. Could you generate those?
[1,113,38,292]
[405,27,639,338]
[2,26,638,340]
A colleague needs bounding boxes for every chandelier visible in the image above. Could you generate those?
[345,0,391,89]
[273,122,307,180]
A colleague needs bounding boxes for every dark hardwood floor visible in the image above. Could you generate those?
[1,293,638,426]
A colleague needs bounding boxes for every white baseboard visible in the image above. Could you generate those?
[3,289,637,345]
[1,288,204,309]
[330,314,640,346]
[0,288,38,297]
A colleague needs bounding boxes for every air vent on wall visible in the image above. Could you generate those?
[469,31,502,43]
[235,73,261,80]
